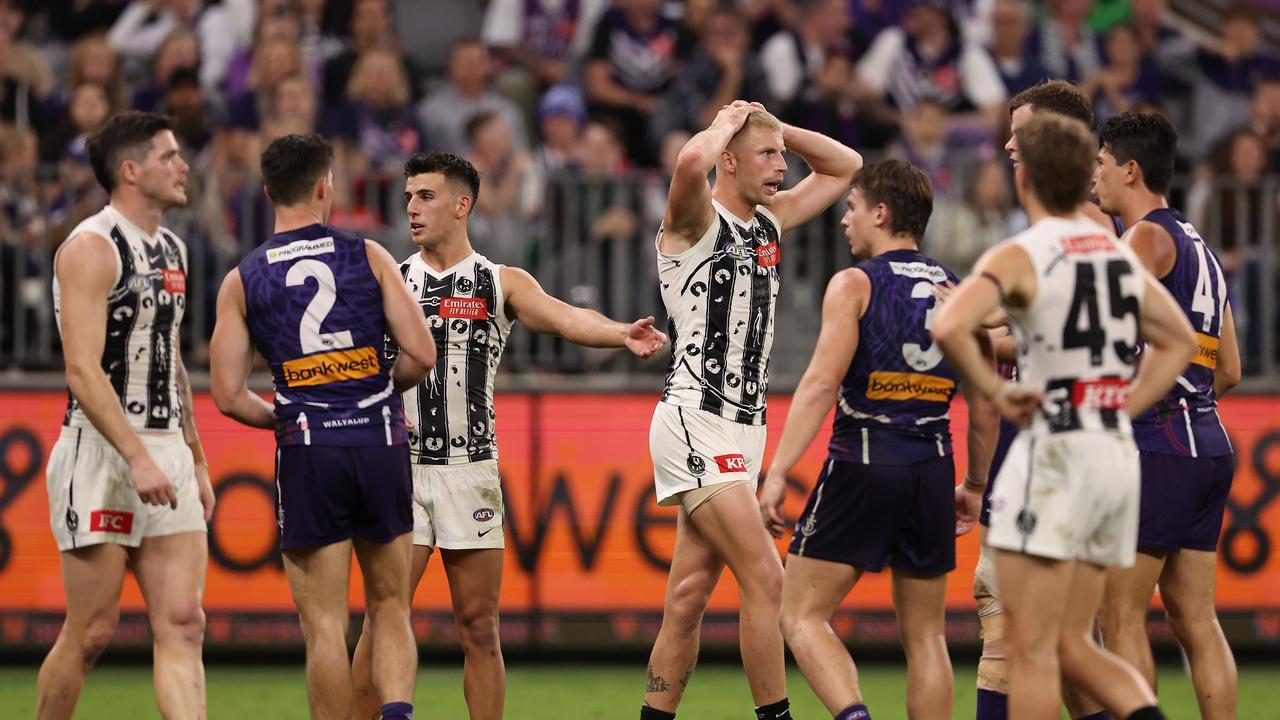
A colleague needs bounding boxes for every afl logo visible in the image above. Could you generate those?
[473,508,495,522]
[126,273,152,292]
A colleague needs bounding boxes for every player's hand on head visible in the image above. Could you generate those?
[955,483,982,536]
[714,100,757,131]
[129,453,177,509]
[759,471,788,539]
[195,464,215,522]
[625,316,669,358]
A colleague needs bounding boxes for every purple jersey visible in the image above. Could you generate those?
[830,249,960,465]
[1131,208,1232,458]
[239,224,406,448]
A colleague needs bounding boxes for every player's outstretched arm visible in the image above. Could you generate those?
[1215,303,1242,397]
[502,266,668,356]
[1128,272,1197,416]
[58,232,178,509]
[662,101,759,252]
[934,243,1043,427]
[365,240,435,392]
[760,268,865,537]
[209,269,276,430]
[768,124,863,233]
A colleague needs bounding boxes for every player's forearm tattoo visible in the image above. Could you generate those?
[176,359,200,448]
[679,665,694,690]
[646,664,670,693]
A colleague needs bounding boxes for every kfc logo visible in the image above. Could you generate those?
[90,510,134,534]
[1073,378,1130,410]
[715,454,747,473]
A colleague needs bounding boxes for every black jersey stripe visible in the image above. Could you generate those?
[101,226,139,417]
[417,268,453,464]
[735,213,777,424]
[144,236,180,429]
[697,221,738,418]
[465,264,498,463]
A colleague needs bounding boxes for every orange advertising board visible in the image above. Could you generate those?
[1,391,1278,646]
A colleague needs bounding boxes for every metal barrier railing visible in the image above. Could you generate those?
[2,164,1278,391]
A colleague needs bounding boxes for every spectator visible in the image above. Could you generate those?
[856,0,1006,140]
[417,39,528,156]
[0,0,51,100]
[223,8,303,102]
[268,73,319,139]
[481,0,609,135]
[584,0,680,166]
[988,0,1049,96]
[535,83,586,176]
[337,48,425,171]
[107,0,239,95]
[643,127,689,234]
[1026,0,1102,83]
[0,123,44,356]
[742,0,799,49]
[1082,24,1161,124]
[466,110,537,267]
[60,33,125,114]
[760,0,852,120]
[654,6,771,142]
[0,26,42,133]
[131,27,199,113]
[1244,79,1280,172]
[44,0,129,43]
[225,36,303,133]
[40,81,110,164]
[163,67,214,161]
[322,0,420,108]
[1176,3,1280,162]
[888,97,961,198]
[928,157,1017,276]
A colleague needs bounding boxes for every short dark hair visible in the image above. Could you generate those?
[851,159,934,240]
[87,111,173,193]
[1099,112,1177,194]
[1016,113,1095,214]
[260,133,334,206]
[1010,80,1094,128]
[403,152,481,210]
[463,110,501,144]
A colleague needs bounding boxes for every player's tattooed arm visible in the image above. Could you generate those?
[662,100,759,251]
[1215,303,1242,397]
[501,266,669,356]
[210,269,277,430]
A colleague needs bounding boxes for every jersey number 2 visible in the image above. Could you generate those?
[1062,260,1138,366]
[287,259,355,354]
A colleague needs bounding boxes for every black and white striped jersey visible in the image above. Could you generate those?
[657,199,782,426]
[54,205,188,432]
[394,252,514,465]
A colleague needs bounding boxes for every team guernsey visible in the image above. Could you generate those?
[831,249,959,464]
[55,205,188,432]
[395,252,514,465]
[658,198,781,425]
[239,223,406,448]
[1131,208,1231,458]
[987,215,1145,566]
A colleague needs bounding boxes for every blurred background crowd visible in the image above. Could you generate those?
[1,0,1278,381]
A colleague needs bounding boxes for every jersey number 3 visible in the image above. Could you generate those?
[1062,260,1138,366]
[287,259,355,354]
[904,281,944,371]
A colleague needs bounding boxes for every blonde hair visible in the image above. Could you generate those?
[346,49,411,107]
[731,110,782,146]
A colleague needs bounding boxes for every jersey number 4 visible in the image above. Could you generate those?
[1062,260,1138,366]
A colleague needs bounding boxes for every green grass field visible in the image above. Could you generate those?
[1,663,1276,719]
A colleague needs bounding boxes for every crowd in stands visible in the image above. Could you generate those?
[1,0,1279,364]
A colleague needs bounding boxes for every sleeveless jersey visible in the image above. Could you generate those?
[55,205,187,432]
[239,224,406,447]
[658,199,781,426]
[1007,215,1145,435]
[1131,208,1232,457]
[394,252,514,465]
[832,249,960,464]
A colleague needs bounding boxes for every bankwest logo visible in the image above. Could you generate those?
[1061,234,1116,254]
[441,297,489,320]
[1072,378,1130,409]
[1192,333,1219,369]
[756,242,780,267]
[714,453,747,473]
[282,346,379,387]
[90,510,134,534]
[266,237,335,264]
[866,371,955,402]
